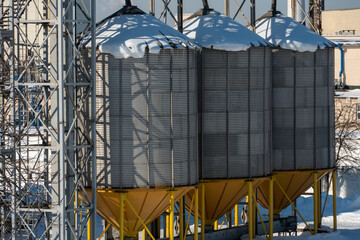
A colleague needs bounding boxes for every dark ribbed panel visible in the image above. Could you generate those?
[201,47,272,179]
[91,49,198,189]
[272,48,335,171]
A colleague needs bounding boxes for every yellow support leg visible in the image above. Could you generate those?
[179,197,184,240]
[247,181,253,240]
[313,172,318,234]
[214,220,218,230]
[166,208,170,238]
[234,204,239,227]
[332,169,337,231]
[143,229,146,240]
[194,188,199,240]
[169,191,175,240]
[269,178,274,240]
[119,192,125,240]
[200,183,205,240]
[87,210,91,240]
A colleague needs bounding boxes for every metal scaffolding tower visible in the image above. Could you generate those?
[0,0,97,239]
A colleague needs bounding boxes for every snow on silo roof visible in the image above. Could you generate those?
[255,15,336,52]
[183,11,270,51]
[83,6,197,59]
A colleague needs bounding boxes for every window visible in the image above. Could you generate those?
[357,104,360,120]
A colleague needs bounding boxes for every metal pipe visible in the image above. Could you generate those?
[337,43,344,80]
[194,188,199,240]
[225,0,230,16]
[166,208,170,238]
[169,191,175,240]
[87,210,91,240]
[150,0,155,15]
[313,172,318,234]
[126,0,132,6]
[269,178,274,240]
[234,204,239,226]
[202,0,210,10]
[250,0,255,32]
[119,193,125,240]
[178,0,183,32]
[271,0,277,16]
[332,170,337,231]
[200,183,205,240]
[247,181,253,240]
[214,220,218,230]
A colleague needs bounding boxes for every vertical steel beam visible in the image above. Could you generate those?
[225,0,230,16]
[234,204,239,226]
[332,170,337,231]
[313,172,318,234]
[214,220,218,230]
[150,0,155,15]
[177,0,183,32]
[91,0,98,238]
[194,188,199,240]
[119,193,125,240]
[200,183,205,240]
[250,0,255,32]
[179,197,184,240]
[269,178,274,240]
[169,190,175,240]
[247,181,253,240]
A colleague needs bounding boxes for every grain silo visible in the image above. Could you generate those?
[79,3,198,238]
[255,14,336,215]
[183,6,272,229]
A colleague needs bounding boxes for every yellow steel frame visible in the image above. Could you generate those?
[313,172,319,234]
[200,183,205,240]
[332,169,337,231]
[169,190,175,240]
[98,224,110,240]
[184,190,195,240]
[252,190,269,240]
[194,187,199,240]
[274,178,314,235]
[247,180,253,240]
[214,220,218,230]
[234,204,239,226]
[269,177,274,240]
[179,197,184,240]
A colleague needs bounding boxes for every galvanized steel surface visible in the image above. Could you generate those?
[90,49,198,188]
[272,48,335,171]
[201,47,272,179]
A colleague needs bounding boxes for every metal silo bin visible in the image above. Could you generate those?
[80,4,198,238]
[255,15,336,214]
[183,8,272,227]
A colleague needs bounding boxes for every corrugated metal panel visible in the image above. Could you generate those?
[87,49,198,188]
[201,48,272,179]
[272,48,335,171]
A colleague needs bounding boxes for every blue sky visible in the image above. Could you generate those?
[96,0,360,23]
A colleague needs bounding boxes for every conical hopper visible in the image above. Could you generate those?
[257,169,330,214]
[81,186,193,237]
[185,179,264,226]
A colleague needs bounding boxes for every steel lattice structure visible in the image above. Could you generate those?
[0,0,97,239]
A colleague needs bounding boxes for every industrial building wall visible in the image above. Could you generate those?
[322,9,360,36]
[334,46,360,87]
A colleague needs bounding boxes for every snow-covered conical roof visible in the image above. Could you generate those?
[183,10,270,51]
[84,5,197,59]
[255,15,336,52]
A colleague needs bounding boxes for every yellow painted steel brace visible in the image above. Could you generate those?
[169,190,175,240]
[234,204,239,226]
[274,178,314,235]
